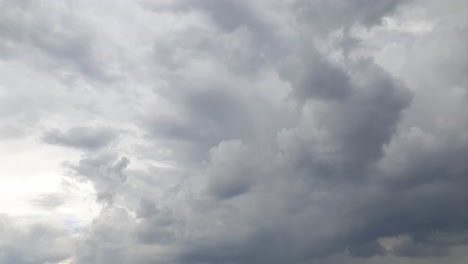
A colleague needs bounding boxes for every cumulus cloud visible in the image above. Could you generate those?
[0,0,467,263]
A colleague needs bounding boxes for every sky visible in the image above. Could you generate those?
[0,0,467,263]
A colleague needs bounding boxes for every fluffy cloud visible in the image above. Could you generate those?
[0,0,467,264]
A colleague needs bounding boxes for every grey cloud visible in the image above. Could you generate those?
[72,0,466,263]
[293,0,406,32]
[278,61,411,182]
[0,214,74,264]
[143,73,293,164]
[348,241,386,257]
[1,0,466,264]
[189,0,268,32]
[0,0,109,80]
[43,126,118,150]
[140,0,409,167]
[73,207,137,264]
[66,153,130,205]
[279,51,353,101]
[204,140,257,199]
[134,200,177,245]
[146,89,249,146]
[30,192,68,210]
[392,238,450,257]
[372,232,468,259]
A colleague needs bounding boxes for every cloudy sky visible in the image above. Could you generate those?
[0,0,467,263]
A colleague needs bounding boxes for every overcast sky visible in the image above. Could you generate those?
[0,0,467,263]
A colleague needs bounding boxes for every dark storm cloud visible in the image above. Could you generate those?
[292,59,352,101]
[278,61,411,182]
[72,0,467,263]
[141,0,410,161]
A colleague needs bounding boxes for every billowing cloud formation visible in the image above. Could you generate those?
[0,0,467,264]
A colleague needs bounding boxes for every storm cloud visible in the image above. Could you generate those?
[0,0,467,264]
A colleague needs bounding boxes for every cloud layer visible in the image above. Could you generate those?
[0,0,467,263]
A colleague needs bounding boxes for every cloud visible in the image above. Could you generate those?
[0,0,466,264]
[30,192,68,210]
[0,214,74,264]
[0,0,105,79]
[204,140,257,199]
[66,153,130,205]
[42,126,118,150]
